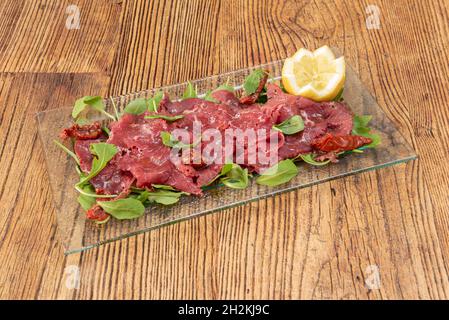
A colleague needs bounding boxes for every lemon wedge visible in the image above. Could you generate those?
[282,46,345,101]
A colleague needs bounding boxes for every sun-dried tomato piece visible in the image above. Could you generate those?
[239,72,268,105]
[86,204,109,222]
[60,122,102,140]
[312,133,372,153]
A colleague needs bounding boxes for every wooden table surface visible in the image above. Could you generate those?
[0,0,448,300]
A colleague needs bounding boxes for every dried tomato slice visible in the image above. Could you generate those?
[86,204,109,222]
[312,133,372,153]
[61,122,103,140]
[239,72,268,105]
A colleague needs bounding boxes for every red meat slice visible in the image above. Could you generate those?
[263,84,354,160]
[160,97,209,114]
[90,162,134,195]
[170,101,234,131]
[108,114,168,149]
[211,90,241,109]
[74,138,101,173]
[74,137,134,195]
[107,113,204,194]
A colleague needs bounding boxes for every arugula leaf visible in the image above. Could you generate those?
[124,98,148,115]
[109,96,120,120]
[203,90,216,102]
[124,93,165,115]
[182,81,197,99]
[76,143,117,192]
[147,189,188,205]
[160,131,175,147]
[145,114,184,121]
[353,115,372,128]
[216,82,235,93]
[130,184,186,205]
[366,134,381,148]
[160,131,198,149]
[76,184,116,198]
[257,93,268,104]
[77,183,96,210]
[256,159,298,186]
[72,96,100,118]
[220,163,249,189]
[72,96,116,122]
[279,81,288,93]
[53,140,80,166]
[148,91,164,112]
[243,69,266,95]
[220,163,234,175]
[297,153,330,166]
[332,87,344,101]
[97,198,145,220]
[201,163,233,187]
[152,184,178,191]
[102,126,110,136]
[134,190,150,203]
[352,115,381,148]
[273,115,304,135]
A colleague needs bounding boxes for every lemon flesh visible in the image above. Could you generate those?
[282,46,345,101]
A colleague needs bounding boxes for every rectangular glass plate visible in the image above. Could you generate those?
[37,59,417,254]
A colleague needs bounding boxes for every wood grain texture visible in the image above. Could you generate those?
[0,0,448,299]
[0,0,122,73]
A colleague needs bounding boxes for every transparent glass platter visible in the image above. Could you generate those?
[36,59,417,254]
